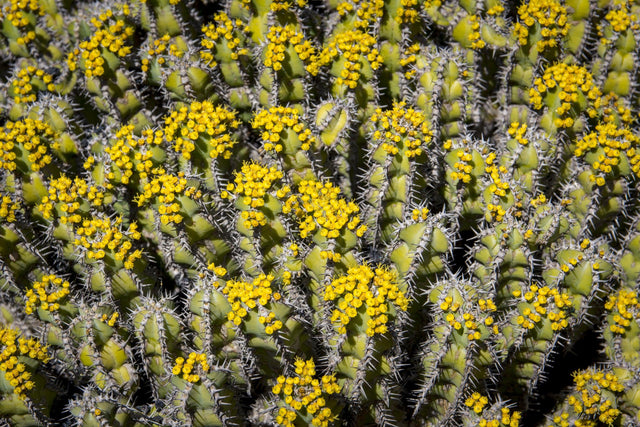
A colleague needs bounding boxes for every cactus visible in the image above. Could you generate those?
[3,0,640,425]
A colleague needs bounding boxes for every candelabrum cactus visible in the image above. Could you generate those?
[3,0,640,426]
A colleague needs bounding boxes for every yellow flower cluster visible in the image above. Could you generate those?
[105,124,163,185]
[0,0,40,24]
[258,311,284,335]
[605,1,638,33]
[450,149,473,183]
[604,288,639,334]
[0,328,50,399]
[529,193,547,209]
[11,65,55,104]
[424,0,442,9]
[508,122,529,145]
[480,408,521,427]
[100,312,119,327]
[580,238,591,250]
[141,34,184,71]
[465,392,489,414]
[336,0,384,28]
[485,153,510,197]
[72,9,134,78]
[574,121,640,186]
[240,0,307,11]
[512,284,572,331]
[147,34,170,57]
[468,15,485,49]
[324,264,408,336]
[559,252,588,273]
[0,0,43,45]
[487,4,505,15]
[601,94,634,124]
[73,216,142,269]
[440,296,498,340]
[200,13,249,67]
[465,393,521,426]
[0,194,20,223]
[514,0,569,51]
[529,63,601,128]
[549,412,571,427]
[268,0,308,11]
[66,48,79,72]
[164,101,239,160]
[399,43,420,79]
[222,274,283,334]
[485,204,505,222]
[370,101,432,158]
[282,180,367,239]
[550,414,603,427]
[207,262,227,277]
[134,171,200,225]
[484,153,510,221]
[172,352,210,383]
[264,25,315,72]
[272,358,340,427]
[150,34,182,58]
[289,243,299,257]
[319,250,341,262]
[0,118,58,172]
[38,176,104,224]
[222,162,284,228]
[25,274,70,315]
[478,298,497,312]
[282,270,293,285]
[568,369,623,425]
[252,106,316,152]
[395,0,420,23]
[411,207,429,221]
[309,30,382,88]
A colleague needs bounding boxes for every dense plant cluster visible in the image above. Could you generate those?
[1,0,640,425]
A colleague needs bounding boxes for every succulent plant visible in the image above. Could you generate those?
[1,0,640,425]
